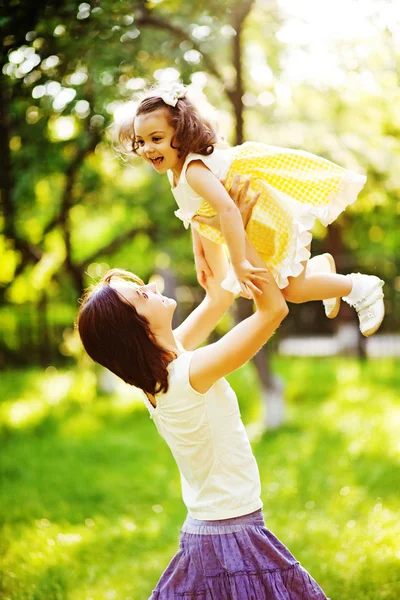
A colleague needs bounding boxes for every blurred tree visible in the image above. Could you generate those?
[1,0,398,395]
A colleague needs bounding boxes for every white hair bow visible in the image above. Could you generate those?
[160,83,187,107]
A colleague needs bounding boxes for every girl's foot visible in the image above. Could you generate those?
[343,273,385,337]
[307,253,341,319]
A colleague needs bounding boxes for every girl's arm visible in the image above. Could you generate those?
[174,175,261,351]
[188,237,288,394]
[186,161,266,297]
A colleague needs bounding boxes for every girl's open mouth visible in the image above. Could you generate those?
[151,157,164,167]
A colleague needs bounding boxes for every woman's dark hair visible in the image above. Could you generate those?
[76,269,176,395]
[117,91,217,159]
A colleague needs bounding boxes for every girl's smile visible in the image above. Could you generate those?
[134,110,185,179]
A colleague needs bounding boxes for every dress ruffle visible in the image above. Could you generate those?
[149,511,328,600]
[151,563,327,600]
[221,168,366,293]
[220,207,314,294]
[173,142,367,293]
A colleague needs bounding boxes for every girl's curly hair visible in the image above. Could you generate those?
[117,90,217,159]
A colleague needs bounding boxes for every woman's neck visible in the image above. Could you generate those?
[154,328,182,355]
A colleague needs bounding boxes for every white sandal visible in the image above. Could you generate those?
[344,274,385,337]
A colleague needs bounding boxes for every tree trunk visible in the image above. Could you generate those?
[230,0,255,145]
[37,293,50,366]
[230,0,285,428]
[0,82,15,241]
[231,24,244,146]
[235,298,285,430]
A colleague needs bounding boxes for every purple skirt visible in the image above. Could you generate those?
[149,510,328,599]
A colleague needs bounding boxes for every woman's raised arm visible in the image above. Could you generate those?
[173,238,234,351]
[189,238,288,393]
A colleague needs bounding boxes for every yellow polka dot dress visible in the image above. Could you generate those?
[168,142,366,291]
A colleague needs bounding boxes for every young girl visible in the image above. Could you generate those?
[118,82,385,337]
[77,183,328,599]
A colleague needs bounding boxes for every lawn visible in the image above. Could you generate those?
[1,358,399,600]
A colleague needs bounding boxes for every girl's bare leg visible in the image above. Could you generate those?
[283,248,385,337]
[200,235,230,284]
[283,247,351,304]
[307,254,340,317]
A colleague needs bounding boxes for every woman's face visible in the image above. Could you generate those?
[110,279,176,329]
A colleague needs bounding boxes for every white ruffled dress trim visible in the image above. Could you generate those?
[221,169,367,293]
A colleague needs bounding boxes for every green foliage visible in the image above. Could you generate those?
[1,0,399,364]
[1,358,399,599]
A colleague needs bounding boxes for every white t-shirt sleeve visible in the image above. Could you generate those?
[170,352,207,398]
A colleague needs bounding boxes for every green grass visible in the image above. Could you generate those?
[1,358,399,600]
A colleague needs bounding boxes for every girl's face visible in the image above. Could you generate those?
[134,109,184,176]
[110,279,176,329]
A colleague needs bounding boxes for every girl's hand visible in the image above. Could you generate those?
[192,174,260,231]
[194,252,213,290]
[233,258,269,300]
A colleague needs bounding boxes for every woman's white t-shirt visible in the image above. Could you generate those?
[143,351,263,521]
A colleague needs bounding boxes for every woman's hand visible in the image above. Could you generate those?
[228,175,260,229]
[192,174,260,231]
[194,251,213,290]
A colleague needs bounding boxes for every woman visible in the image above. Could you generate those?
[77,178,328,599]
